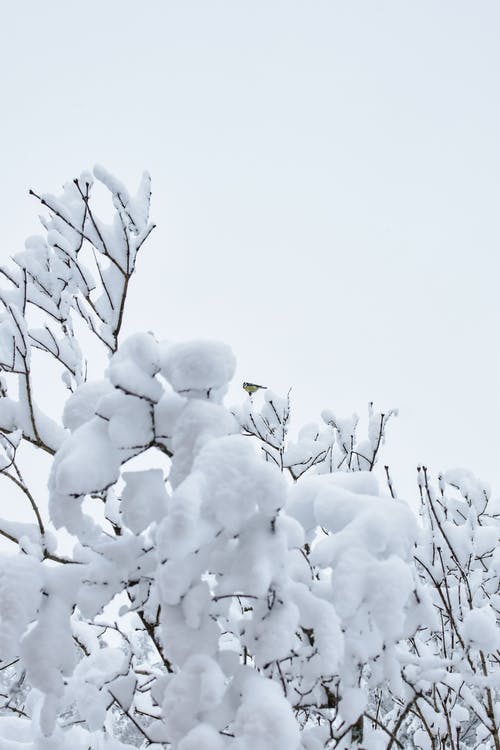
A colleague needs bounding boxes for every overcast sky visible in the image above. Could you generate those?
[1,1,500,502]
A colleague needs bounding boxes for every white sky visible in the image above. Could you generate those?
[1,0,500,503]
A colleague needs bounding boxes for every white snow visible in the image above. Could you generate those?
[62,381,113,431]
[120,468,168,533]
[51,418,121,496]
[233,675,300,750]
[462,606,500,651]
[161,340,236,400]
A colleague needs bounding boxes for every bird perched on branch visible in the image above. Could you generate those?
[242,381,267,396]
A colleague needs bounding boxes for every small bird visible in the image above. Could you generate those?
[243,381,267,396]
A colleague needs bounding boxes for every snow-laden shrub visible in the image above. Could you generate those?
[0,168,497,750]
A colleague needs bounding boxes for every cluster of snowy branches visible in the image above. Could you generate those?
[0,168,498,750]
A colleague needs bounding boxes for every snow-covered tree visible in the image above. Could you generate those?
[0,168,497,750]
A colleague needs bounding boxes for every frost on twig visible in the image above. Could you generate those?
[234,390,397,480]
